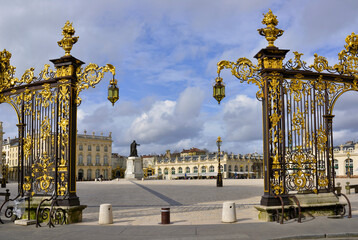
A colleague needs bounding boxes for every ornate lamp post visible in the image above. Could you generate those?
[346,152,352,178]
[216,136,223,187]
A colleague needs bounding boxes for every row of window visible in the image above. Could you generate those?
[157,165,252,175]
[79,144,109,152]
[78,154,109,165]
[158,165,223,175]
[78,169,109,180]
[334,159,354,176]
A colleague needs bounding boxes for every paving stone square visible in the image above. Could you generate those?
[1,178,358,239]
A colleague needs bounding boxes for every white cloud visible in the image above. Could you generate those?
[222,95,262,142]
[126,87,205,144]
[3,0,358,157]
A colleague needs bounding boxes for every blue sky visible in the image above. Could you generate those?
[1,0,358,156]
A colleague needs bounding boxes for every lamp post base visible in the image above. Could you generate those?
[217,173,223,187]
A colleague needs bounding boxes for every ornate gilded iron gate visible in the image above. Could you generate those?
[214,10,358,206]
[0,21,116,223]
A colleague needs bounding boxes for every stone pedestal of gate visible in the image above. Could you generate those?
[125,156,144,180]
[256,193,345,222]
[16,196,87,224]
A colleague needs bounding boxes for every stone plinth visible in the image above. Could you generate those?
[16,196,86,224]
[125,156,143,180]
[256,193,346,222]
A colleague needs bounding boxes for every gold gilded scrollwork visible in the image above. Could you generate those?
[293,170,307,191]
[40,83,54,108]
[217,58,263,99]
[75,63,116,105]
[23,133,32,160]
[310,54,332,73]
[32,152,54,193]
[40,116,51,142]
[318,170,329,187]
[23,176,32,191]
[55,65,74,78]
[334,32,358,78]
[271,182,284,195]
[262,57,283,69]
[316,124,327,154]
[292,107,305,135]
[39,64,53,80]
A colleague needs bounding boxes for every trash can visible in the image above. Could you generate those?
[99,204,113,224]
[222,201,236,223]
[161,208,170,224]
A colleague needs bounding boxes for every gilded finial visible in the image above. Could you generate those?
[345,32,358,56]
[57,21,79,56]
[0,49,11,64]
[258,9,284,47]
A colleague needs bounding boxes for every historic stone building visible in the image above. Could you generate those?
[111,153,127,178]
[153,150,263,179]
[333,141,358,177]
[2,137,19,180]
[76,131,113,181]
[2,130,113,181]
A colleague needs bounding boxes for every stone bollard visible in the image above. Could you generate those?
[161,208,170,224]
[346,182,351,195]
[98,204,113,224]
[222,202,236,223]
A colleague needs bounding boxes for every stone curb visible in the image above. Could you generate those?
[270,232,358,240]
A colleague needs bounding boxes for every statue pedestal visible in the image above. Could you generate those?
[125,156,143,180]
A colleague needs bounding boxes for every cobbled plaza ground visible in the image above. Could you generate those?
[2,178,358,239]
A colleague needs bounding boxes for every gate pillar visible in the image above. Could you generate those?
[254,47,290,206]
[50,55,84,206]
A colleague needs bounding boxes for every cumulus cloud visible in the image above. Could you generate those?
[126,87,205,144]
[3,0,358,156]
[222,95,262,142]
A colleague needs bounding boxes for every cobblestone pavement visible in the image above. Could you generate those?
[1,178,358,239]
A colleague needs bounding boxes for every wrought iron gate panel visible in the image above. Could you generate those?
[2,79,71,197]
[214,10,358,203]
[0,21,117,206]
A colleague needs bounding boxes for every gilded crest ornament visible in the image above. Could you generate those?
[258,9,284,47]
[57,21,79,56]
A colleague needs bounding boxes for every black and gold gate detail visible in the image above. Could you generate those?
[214,10,358,206]
[0,21,117,225]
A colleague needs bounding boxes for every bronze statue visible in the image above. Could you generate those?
[130,140,140,157]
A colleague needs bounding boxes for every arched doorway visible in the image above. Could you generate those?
[78,169,84,181]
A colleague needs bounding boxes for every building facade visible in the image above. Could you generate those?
[2,130,113,181]
[111,153,127,178]
[333,141,358,177]
[153,150,263,180]
[2,137,18,180]
[76,131,113,181]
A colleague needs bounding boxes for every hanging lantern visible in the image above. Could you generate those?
[213,77,225,104]
[108,76,119,106]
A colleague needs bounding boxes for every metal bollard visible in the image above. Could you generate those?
[161,208,170,224]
